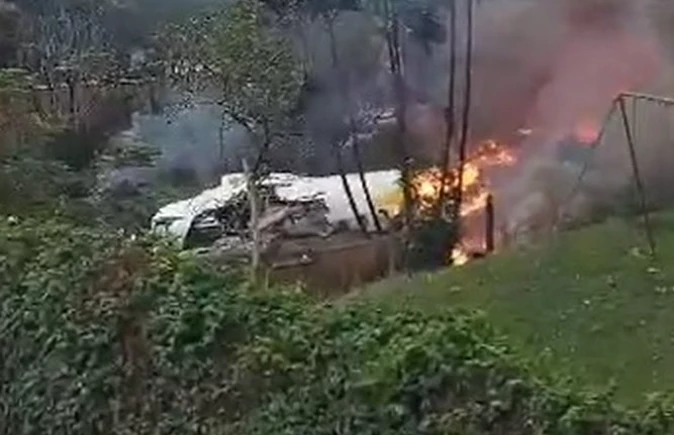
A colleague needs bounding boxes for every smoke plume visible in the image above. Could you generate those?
[113,0,674,242]
[452,0,674,242]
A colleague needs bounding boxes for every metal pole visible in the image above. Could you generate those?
[561,98,618,212]
[621,92,674,107]
[485,193,495,253]
[618,96,656,256]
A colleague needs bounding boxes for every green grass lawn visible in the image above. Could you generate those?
[357,214,674,405]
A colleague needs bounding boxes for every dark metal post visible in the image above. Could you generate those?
[618,96,656,257]
[485,193,495,253]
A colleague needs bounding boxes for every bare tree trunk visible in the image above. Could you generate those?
[218,110,226,163]
[297,18,312,76]
[243,159,260,283]
[437,0,458,217]
[66,75,77,129]
[349,122,383,232]
[384,0,412,228]
[454,0,474,222]
[326,16,368,234]
[343,70,382,231]
[382,0,414,272]
[324,8,381,232]
[252,121,272,175]
[333,139,368,232]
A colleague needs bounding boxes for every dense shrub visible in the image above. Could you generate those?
[2,217,674,434]
[408,217,459,270]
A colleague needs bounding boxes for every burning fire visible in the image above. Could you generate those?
[411,139,516,217]
[374,138,518,266]
[380,114,609,266]
[409,139,517,265]
[574,119,601,144]
[451,247,470,266]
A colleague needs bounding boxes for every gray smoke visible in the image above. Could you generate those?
[111,95,253,184]
[130,106,249,175]
[484,0,674,245]
[444,0,674,243]
[111,0,674,242]
[366,0,674,243]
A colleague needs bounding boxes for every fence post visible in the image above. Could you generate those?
[242,159,260,282]
[485,194,495,254]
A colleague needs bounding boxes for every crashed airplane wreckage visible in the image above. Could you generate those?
[151,171,404,288]
[152,170,402,246]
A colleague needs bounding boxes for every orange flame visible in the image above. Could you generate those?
[411,140,516,216]
[451,247,470,266]
[574,119,601,144]
[406,139,517,265]
[406,114,611,265]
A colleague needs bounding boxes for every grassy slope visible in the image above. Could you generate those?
[359,214,674,405]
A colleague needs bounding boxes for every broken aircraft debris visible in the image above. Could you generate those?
[151,170,402,264]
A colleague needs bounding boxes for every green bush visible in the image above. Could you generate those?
[2,217,674,434]
[408,217,459,270]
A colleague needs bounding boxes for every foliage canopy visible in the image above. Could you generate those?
[159,0,303,153]
[3,217,674,434]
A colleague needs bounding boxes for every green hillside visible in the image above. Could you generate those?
[9,217,674,434]
[360,214,674,405]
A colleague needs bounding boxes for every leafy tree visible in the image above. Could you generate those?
[4,217,674,433]
[395,0,446,51]
[294,0,379,233]
[0,3,182,231]
[19,0,117,85]
[0,68,35,150]
[264,0,453,239]
[87,135,163,232]
[101,0,224,52]
[0,1,20,67]
[0,66,152,227]
[159,0,303,174]
[0,68,87,217]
